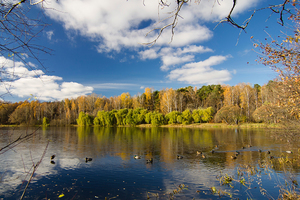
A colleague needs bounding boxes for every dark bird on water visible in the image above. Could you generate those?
[86,157,92,162]
[177,155,183,159]
[51,155,55,160]
[50,160,55,164]
[146,158,153,164]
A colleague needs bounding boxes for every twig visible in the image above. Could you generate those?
[0,127,40,154]
[20,141,49,200]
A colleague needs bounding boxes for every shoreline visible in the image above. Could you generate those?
[0,123,284,129]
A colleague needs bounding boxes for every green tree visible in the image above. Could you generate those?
[115,108,128,125]
[42,117,49,126]
[179,109,192,125]
[150,112,165,126]
[76,111,93,126]
[166,111,181,124]
[202,107,214,122]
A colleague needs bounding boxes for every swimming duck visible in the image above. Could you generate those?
[235,151,240,155]
[86,157,92,162]
[146,158,153,163]
[211,150,215,153]
[196,151,202,155]
[134,155,141,159]
[270,156,274,159]
[202,154,206,159]
[286,151,293,154]
[50,160,55,164]
[267,151,271,154]
[177,155,183,159]
[242,146,246,149]
[248,145,252,148]
[231,156,237,159]
[258,149,262,153]
[51,155,55,160]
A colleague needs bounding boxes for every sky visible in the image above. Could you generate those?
[0,0,286,102]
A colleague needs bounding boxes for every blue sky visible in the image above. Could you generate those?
[0,0,285,102]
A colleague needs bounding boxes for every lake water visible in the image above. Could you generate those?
[0,126,299,199]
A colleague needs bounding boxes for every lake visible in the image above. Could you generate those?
[0,126,299,199]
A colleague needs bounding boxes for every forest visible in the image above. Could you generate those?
[0,79,297,127]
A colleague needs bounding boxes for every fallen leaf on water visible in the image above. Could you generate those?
[58,193,65,198]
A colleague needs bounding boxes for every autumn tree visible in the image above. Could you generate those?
[257,0,300,123]
[160,88,176,114]
[239,83,254,121]
[214,105,241,125]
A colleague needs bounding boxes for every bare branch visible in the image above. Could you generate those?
[3,0,27,19]
[143,0,185,46]
[0,127,40,154]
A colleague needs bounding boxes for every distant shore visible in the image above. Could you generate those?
[0,123,284,129]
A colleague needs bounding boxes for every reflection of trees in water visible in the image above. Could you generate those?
[72,127,282,166]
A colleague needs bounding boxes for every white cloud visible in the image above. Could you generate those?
[46,30,54,40]
[167,55,232,84]
[0,56,93,101]
[139,45,213,71]
[43,0,259,52]
[139,48,159,60]
[161,55,194,71]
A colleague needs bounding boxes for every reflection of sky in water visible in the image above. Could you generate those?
[0,127,299,199]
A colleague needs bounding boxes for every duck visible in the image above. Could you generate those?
[146,158,153,163]
[51,155,55,160]
[258,149,262,153]
[202,154,206,159]
[270,156,274,159]
[50,160,55,164]
[211,150,215,154]
[231,156,237,159]
[286,151,293,154]
[248,145,252,148]
[134,155,141,159]
[85,157,92,162]
[196,151,202,155]
[235,151,240,156]
[242,146,246,149]
[177,155,183,159]
[267,151,271,154]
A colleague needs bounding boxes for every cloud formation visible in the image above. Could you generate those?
[43,0,259,51]
[167,55,232,84]
[0,57,93,101]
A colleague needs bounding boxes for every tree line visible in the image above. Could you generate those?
[1,80,296,126]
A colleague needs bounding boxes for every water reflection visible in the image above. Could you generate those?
[0,127,299,199]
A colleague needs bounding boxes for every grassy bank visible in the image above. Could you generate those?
[138,123,284,129]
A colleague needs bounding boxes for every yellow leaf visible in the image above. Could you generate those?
[58,194,65,198]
